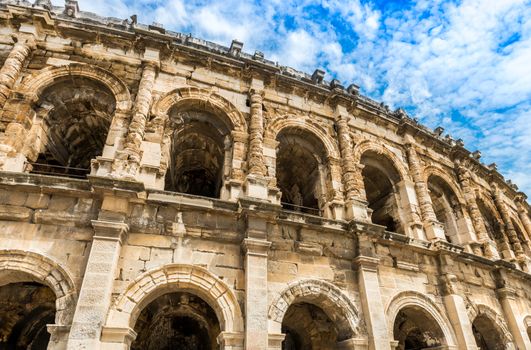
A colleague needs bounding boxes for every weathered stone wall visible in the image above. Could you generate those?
[0,2,530,350]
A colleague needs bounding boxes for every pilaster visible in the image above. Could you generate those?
[492,184,524,258]
[353,252,390,350]
[241,207,272,350]
[496,286,531,350]
[67,217,129,349]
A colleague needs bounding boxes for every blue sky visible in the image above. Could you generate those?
[67,0,531,195]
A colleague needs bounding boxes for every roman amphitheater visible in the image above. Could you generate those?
[0,1,530,349]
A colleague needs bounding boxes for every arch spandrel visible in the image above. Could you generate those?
[353,140,409,181]
[0,249,77,326]
[152,87,247,133]
[106,264,244,334]
[266,114,341,160]
[268,279,364,340]
[17,63,132,113]
[385,290,458,347]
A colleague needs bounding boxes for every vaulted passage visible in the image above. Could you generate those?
[361,152,403,233]
[0,282,56,350]
[131,292,220,350]
[281,303,339,350]
[165,110,227,198]
[393,306,445,350]
[472,315,505,350]
[30,77,116,178]
[276,128,329,216]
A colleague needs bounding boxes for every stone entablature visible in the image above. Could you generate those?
[0,2,530,350]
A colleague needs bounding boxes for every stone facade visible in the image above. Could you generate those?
[0,1,530,350]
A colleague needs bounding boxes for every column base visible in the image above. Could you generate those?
[424,220,446,241]
[243,174,269,200]
[344,198,369,222]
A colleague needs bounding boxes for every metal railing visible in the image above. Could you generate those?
[27,162,90,179]
[280,202,322,216]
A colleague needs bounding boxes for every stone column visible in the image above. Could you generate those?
[0,37,36,171]
[515,194,531,255]
[244,83,269,200]
[353,240,390,350]
[242,211,271,350]
[123,63,157,164]
[225,132,247,200]
[497,286,531,350]
[0,38,34,108]
[438,254,479,350]
[457,165,499,258]
[335,107,368,221]
[492,185,524,257]
[406,144,446,240]
[67,199,129,349]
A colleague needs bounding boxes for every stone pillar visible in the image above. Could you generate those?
[457,165,500,258]
[123,63,157,164]
[335,107,368,221]
[438,254,479,350]
[67,210,129,349]
[225,132,247,200]
[515,194,531,255]
[497,287,531,350]
[242,211,271,350]
[353,249,390,350]
[0,38,34,108]
[406,144,445,240]
[244,82,269,200]
[492,184,524,257]
[396,178,425,239]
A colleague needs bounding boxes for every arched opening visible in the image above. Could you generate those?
[276,127,330,216]
[281,302,344,350]
[0,282,56,349]
[29,77,116,178]
[164,110,228,199]
[393,306,445,350]
[427,175,462,243]
[472,314,506,350]
[361,151,403,233]
[131,291,221,350]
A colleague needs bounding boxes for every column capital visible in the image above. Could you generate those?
[353,255,379,272]
[242,238,271,256]
[268,333,286,349]
[101,326,137,345]
[496,287,517,300]
[216,331,245,348]
[91,220,129,244]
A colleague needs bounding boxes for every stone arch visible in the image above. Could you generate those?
[18,63,132,113]
[467,303,514,349]
[0,249,77,326]
[152,87,246,133]
[266,114,340,159]
[423,166,466,205]
[268,279,363,341]
[386,291,457,347]
[353,140,409,181]
[105,264,244,334]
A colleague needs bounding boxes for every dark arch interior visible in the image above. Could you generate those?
[472,315,506,350]
[165,110,227,198]
[30,77,116,178]
[131,292,221,350]
[477,199,503,242]
[281,302,339,350]
[0,282,56,350]
[393,306,445,350]
[361,152,402,233]
[428,175,461,243]
[276,128,327,215]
